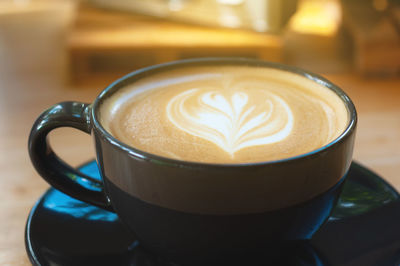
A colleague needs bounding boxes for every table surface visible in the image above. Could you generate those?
[0,70,399,265]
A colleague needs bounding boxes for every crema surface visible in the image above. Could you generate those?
[100,66,349,163]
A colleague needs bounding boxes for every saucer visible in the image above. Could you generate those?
[25,161,400,266]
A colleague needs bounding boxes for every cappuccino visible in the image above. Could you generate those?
[100,65,348,163]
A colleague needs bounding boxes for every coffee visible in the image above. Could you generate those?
[100,65,348,163]
[30,58,357,261]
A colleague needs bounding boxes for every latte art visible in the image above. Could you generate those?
[166,89,294,156]
[101,65,349,163]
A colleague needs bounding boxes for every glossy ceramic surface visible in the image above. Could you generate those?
[25,161,400,266]
[29,59,357,261]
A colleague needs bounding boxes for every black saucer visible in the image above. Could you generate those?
[25,161,400,266]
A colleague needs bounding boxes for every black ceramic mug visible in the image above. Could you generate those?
[29,58,357,264]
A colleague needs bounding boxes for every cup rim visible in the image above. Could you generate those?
[91,57,357,169]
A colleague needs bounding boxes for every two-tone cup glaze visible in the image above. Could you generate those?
[29,58,357,264]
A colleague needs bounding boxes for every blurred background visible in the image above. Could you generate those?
[0,0,399,264]
[0,0,399,86]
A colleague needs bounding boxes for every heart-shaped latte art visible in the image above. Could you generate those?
[166,88,294,156]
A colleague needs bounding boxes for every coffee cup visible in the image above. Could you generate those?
[29,58,357,264]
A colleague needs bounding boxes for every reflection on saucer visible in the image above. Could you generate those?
[26,161,400,266]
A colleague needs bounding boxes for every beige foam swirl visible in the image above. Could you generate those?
[166,88,294,156]
[102,65,349,163]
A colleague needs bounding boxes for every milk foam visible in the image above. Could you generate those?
[166,89,294,156]
[101,65,349,163]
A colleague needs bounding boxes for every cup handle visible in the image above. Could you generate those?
[28,101,113,212]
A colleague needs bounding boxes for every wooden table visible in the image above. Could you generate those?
[0,69,399,264]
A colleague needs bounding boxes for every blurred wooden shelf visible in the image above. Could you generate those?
[67,5,283,85]
[342,0,400,76]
